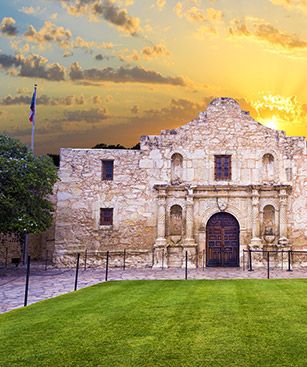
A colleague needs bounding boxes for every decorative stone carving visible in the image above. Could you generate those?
[278,189,288,245]
[263,205,276,244]
[171,153,183,185]
[216,196,229,211]
[262,153,275,182]
[169,205,183,236]
[251,188,262,247]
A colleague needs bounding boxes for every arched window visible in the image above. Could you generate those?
[170,205,183,235]
[263,205,275,235]
[171,153,183,184]
[262,154,274,181]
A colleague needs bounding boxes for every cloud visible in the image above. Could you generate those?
[0,54,22,68]
[24,21,72,49]
[20,6,44,15]
[173,3,222,36]
[72,36,113,51]
[62,108,108,122]
[156,0,166,10]
[174,3,222,23]
[229,18,307,50]
[61,0,141,35]
[23,21,113,54]
[270,0,307,12]
[0,94,85,105]
[95,54,104,60]
[121,43,171,61]
[19,54,66,80]
[0,17,18,36]
[144,98,204,120]
[141,43,171,59]
[0,52,185,85]
[251,94,305,122]
[69,62,187,85]
[0,53,65,80]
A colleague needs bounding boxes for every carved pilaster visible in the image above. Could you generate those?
[153,189,167,268]
[183,186,197,268]
[250,188,262,247]
[278,189,288,245]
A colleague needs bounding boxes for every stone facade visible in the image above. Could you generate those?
[54,98,307,268]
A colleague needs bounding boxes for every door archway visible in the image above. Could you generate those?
[206,212,240,267]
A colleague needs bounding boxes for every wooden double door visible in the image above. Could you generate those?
[206,213,240,267]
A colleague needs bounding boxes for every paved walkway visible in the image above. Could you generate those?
[0,265,306,314]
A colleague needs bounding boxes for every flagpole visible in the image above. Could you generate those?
[30,84,37,154]
[24,84,37,265]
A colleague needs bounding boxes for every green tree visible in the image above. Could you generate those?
[0,135,58,235]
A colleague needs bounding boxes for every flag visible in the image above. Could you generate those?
[29,85,37,123]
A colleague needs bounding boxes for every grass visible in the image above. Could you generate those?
[0,279,306,367]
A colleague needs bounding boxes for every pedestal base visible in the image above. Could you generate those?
[152,238,167,268]
[250,237,262,249]
[182,240,197,269]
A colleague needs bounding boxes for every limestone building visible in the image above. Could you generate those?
[54,98,307,268]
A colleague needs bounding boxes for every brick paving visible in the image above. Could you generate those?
[0,264,306,314]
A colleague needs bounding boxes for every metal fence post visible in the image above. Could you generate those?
[123,249,126,270]
[105,251,109,281]
[196,247,198,269]
[84,249,88,271]
[162,248,164,270]
[281,249,284,270]
[44,250,48,271]
[267,251,270,279]
[185,251,188,280]
[287,250,292,272]
[74,253,80,291]
[24,255,31,306]
[248,249,253,271]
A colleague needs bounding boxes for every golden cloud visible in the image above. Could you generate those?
[0,17,18,36]
[156,0,166,10]
[24,21,72,49]
[270,0,307,12]
[229,18,307,50]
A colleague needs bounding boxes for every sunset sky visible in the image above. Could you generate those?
[0,0,306,154]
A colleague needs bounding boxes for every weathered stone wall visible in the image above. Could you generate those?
[0,229,54,265]
[54,149,157,265]
[54,98,307,267]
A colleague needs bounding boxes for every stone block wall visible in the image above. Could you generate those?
[53,98,307,267]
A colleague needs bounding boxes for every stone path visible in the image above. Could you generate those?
[0,265,306,314]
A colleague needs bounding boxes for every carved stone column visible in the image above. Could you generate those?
[250,188,262,248]
[153,189,167,268]
[183,187,197,268]
[198,225,206,267]
[278,189,288,245]
[185,197,194,242]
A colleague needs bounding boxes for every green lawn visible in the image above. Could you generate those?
[0,280,306,367]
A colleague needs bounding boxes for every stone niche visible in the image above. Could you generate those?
[262,204,276,244]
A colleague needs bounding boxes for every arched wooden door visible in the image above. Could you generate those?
[206,213,239,267]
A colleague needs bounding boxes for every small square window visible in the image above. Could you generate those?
[100,208,113,225]
[215,155,231,180]
[102,160,113,180]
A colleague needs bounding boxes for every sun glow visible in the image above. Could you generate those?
[262,115,279,130]
[251,94,306,133]
[252,94,302,119]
